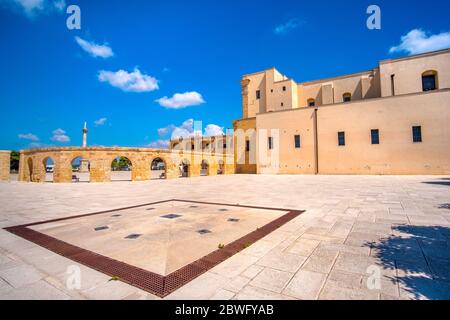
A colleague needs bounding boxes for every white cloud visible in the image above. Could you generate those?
[146,140,169,149]
[75,36,114,59]
[158,119,223,140]
[51,128,70,143]
[94,117,108,126]
[18,133,39,141]
[274,18,302,35]
[6,0,65,17]
[98,68,159,92]
[204,124,224,137]
[389,29,450,55]
[155,92,205,109]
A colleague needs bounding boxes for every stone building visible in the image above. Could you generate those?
[0,49,449,183]
[233,48,450,175]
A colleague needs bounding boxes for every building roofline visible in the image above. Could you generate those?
[379,48,450,65]
[300,68,378,86]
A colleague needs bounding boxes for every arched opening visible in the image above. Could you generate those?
[10,151,19,176]
[307,98,316,107]
[71,156,90,183]
[422,70,438,91]
[217,160,224,175]
[151,157,166,180]
[343,93,352,103]
[43,157,55,183]
[179,159,190,178]
[200,159,209,176]
[111,156,132,181]
[26,158,33,182]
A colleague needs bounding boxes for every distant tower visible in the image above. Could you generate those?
[82,121,88,147]
[79,122,89,173]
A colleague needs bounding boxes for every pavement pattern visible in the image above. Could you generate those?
[0,174,449,300]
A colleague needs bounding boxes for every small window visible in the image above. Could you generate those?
[412,126,422,143]
[282,86,286,91]
[294,135,301,148]
[268,137,273,150]
[281,102,284,107]
[223,143,227,149]
[422,71,437,91]
[338,132,345,146]
[245,140,250,152]
[390,74,395,96]
[270,89,273,93]
[191,144,195,150]
[343,93,352,102]
[371,129,380,145]
[256,90,261,100]
[307,99,315,107]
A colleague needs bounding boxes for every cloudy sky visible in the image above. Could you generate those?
[0,0,449,150]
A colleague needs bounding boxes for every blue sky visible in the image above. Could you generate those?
[1,0,449,151]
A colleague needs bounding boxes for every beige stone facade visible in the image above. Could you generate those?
[0,151,10,181]
[235,49,450,175]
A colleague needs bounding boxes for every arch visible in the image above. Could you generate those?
[343,92,352,103]
[71,156,91,183]
[422,70,438,91]
[111,156,132,181]
[307,98,316,107]
[179,158,190,178]
[43,157,55,183]
[26,157,33,182]
[151,157,167,180]
[217,159,225,175]
[200,159,210,176]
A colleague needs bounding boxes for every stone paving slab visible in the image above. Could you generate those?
[0,174,449,300]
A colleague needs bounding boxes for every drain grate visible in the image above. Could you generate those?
[94,226,109,231]
[219,209,229,212]
[111,214,121,217]
[161,214,182,219]
[125,234,142,240]
[227,218,240,222]
[146,208,155,211]
[197,229,212,235]
[189,206,199,208]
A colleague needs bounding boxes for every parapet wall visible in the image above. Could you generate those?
[19,147,235,183]
[0,151,10,181]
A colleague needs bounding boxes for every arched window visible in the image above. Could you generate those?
[307,98,315,107]
[422,70,438,91]
[343,93,352,103]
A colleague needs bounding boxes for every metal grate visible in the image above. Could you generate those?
[94,226,109,231]
[146,208,155,211]
[111,214,121,217]
[125,234,142,240]
[227,218,240,222]
[197,229,212,235]
[219,209,229,212]
[160,214,182,219]
[4,199,304,298]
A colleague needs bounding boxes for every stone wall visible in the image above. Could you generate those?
[18,147,235,183]
[0,151,10,181]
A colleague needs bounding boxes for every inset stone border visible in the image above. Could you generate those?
[4,199,304,297]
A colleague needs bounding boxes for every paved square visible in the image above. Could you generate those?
[0,174,449,300]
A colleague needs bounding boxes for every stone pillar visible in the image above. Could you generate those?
[0,151,11,182]
[90,158,111,183]
[53,154,72,183]
[131,160,150,181]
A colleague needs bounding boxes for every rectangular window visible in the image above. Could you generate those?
[390,74,395,96]
[282,86,286,91]
[281,102,284,107]
[371,129,380,145]
[245,140,250,152]
[412,126,422,143]
[223,143,227,149]
[294,135,301,148]
[256,90,261,100]
[422,75,436,91]
[338,132,345,146]
[191,144,195,150]
[268,137,273,150]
